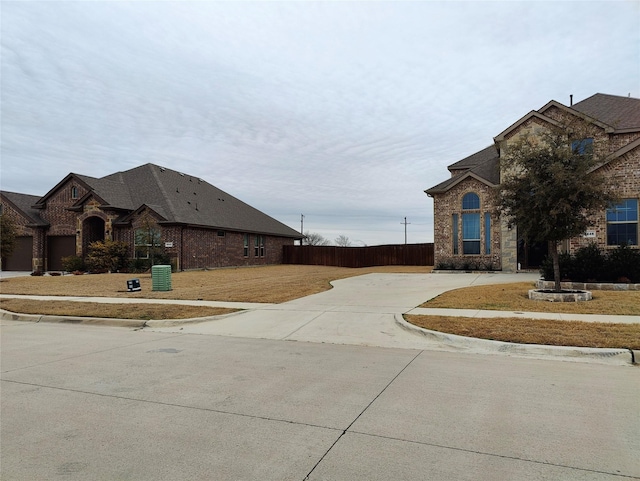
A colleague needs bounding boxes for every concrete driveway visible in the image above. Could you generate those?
[144,271,636,364]
[148,272,541,350]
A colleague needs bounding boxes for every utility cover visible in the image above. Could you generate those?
[151,265,172,291]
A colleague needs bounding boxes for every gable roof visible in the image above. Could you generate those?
[425,145,500,195]
[0,191,48,226]
[36,164,302,238]
[426,93,640,196]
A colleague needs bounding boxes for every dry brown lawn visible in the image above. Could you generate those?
[3,266,639,349]
[420,282,640,315]
[0,265,432,303]
[405,315,640,349]
[0,299,235,320]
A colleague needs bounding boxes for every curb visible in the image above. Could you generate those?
[0,309,240,329]
[395,314,637,366]
[1,309,146,328]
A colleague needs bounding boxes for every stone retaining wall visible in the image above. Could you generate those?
[536,280,640,291]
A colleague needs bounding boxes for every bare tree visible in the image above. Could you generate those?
[302,231,331,246]
[334,235,352,247]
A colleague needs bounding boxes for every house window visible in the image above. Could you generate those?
[607,199,638,246]
[571,138,593,155]
[462,192,480,210]
[217,230,225,237]
[452,214,459,255]
[71,186,78,199]
[462,192,480,255]
[254,235,264,257]
[243,234,249,257]
[484,213,491,255]
[134,228,162,259]
[462,213,481,254]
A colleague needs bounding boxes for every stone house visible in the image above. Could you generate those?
[1,163,302,271]
[425,93,640,272]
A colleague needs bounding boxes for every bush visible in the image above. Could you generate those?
[606,245,640,283]
[540,252,572,281]
[540,244,640,283]
[61,255,86,273]
[85,240,129,273]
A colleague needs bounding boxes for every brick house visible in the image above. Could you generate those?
[425,93,640,272]
[1,163,302,271]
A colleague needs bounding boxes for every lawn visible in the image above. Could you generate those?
[2,266,639,349]
[0,265,432,303]
[0,265,430,320]
[405,315,640,350]
[420,282,640,316]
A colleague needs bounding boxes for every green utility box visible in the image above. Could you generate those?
[151,265,172,291]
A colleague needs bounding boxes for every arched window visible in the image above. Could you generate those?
[462,192,480,210]
[462,192,481,254]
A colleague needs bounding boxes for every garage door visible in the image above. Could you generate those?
[3,236,33,271]
[48,236,76,271]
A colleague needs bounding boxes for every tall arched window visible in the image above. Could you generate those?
[462,193,481,254]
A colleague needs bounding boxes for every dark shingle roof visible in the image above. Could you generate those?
[427,93,640,195]
[447,145,498,171]
[425,147,500,195]
[85,164,301,238]
[572,93,640,131]
[0,191,47,226]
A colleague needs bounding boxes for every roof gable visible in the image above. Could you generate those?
[493,111,563,142]
[0,191,48,226]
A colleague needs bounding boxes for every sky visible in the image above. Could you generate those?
[1,1,639,246]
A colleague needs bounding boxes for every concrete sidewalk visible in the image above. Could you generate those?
[2,272,638,364]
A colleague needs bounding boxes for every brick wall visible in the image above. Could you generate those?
[431,106,639,272]
[432,178,502,269]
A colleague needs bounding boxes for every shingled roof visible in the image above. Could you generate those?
[571,93,640,132]
[425,145,500,195]
[0,191,47,226]
[426,93,640,196]
[38,164,302,238]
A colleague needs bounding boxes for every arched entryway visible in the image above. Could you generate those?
[82,216,105,254]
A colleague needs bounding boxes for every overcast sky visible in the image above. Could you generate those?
[2,1,639,245]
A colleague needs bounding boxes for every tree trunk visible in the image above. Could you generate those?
[549,240,561,292]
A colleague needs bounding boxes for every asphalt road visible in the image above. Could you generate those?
[1,320,638,480]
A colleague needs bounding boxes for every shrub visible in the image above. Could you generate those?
[61,255,86,273]
[85,240,129,273]
[540,252,572,281]
[540,244,640,283]
[606,245,640,283]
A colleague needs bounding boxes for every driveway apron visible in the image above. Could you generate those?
[148,273,540,349]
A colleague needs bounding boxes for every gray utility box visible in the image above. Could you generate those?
[151,265,172,291]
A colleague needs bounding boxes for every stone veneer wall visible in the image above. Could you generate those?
[497,110,640,265]
[432,177,501,269]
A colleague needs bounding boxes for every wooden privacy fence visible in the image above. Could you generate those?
[283,243,434,267]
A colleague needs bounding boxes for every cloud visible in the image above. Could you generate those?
[1,1,638,245]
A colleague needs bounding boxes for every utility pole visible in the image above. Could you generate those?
[300,214,304,245]
[401,217,411,244]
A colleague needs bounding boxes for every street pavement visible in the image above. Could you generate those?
[1,272,639,480]
[1,319,638,480]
